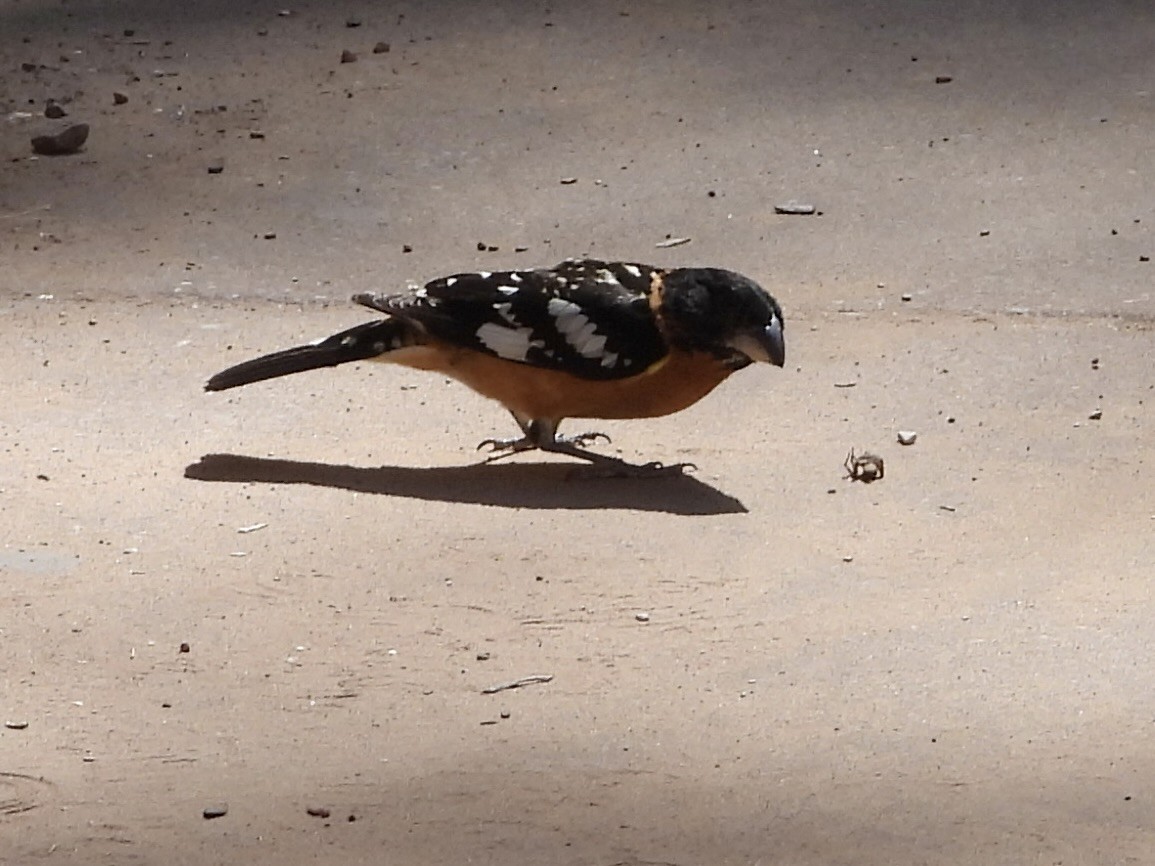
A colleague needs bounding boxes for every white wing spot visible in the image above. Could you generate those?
[414,287,428,299]
[548,297,606,359]
[477,271,492,279]
[494,302,519,325]
[596,268,621,286]
[497,285,518,296]
[509,273,523,283]
[623,264,642,278]
[445,277,457,287]
[600,351,619,368]
[476,323,541,362]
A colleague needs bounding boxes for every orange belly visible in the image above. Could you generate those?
[377,344,734,421]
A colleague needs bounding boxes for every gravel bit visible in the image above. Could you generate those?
[634,611,651,622]
[31,123,88,156]
[372,42,390,54]
[113,92,128,105]
[774,201,816,215]
[897,430,918,445]
[44,102,66,119]
[306,806,331,818]
[340,49,357,63]
[203,804,228,820]
[655,236,691,248]
[481,674,553,694]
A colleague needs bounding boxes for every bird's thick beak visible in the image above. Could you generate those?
[729,317,785,367]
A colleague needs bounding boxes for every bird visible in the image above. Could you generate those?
[205,258,785,474]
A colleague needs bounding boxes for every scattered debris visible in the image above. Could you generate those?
[834,381,856,388]
[237,522,268,534]
[1089,409,1103,420]
[634,611,651,623]
[179,642,191,653]
[402,244,413,253]
[655,236,691,248]
[340,49,357,63]
[897,430,918,445]
[113,91,128,105]
[774,201,816,215]
[4,721,29,730]
[31,123,89,156]
[499,710,511,719]
[901,293,912,302]
[844,449,884,483]
[559,176,578,184]
[306,806,331,818]
[935,75,953,84]
[345,17,362,27]
[372,42,390,54]
[203,804,228,820]
[939,504,957,512]
[481,674,553,694]
[207,161,224,174]
[44,102,66,119]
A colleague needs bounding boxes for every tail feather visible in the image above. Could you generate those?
[205,319,409,392]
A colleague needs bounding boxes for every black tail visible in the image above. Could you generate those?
[205,319,410,392]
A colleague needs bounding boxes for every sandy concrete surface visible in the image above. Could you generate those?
[3,1,1155,864]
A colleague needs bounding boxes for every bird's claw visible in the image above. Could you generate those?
[557,431,612,448]
[476,436,533,454]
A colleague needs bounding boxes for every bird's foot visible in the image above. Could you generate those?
[476,435,537,463]
[554,431,612,449]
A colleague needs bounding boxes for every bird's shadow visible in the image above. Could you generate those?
[184,453,747,515]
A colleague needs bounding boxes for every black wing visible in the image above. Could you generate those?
[354,259,670,381]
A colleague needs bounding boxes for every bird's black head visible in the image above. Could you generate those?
[660,267,785,368]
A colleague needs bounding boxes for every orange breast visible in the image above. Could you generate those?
[378,343,734,422]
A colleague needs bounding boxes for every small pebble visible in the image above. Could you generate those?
[30,123,89,156]
[897,430,918,445]
[179,642,190,653]
[559,177,578,184]
[635,612,651,623]
[1088,409,1103,420]
[340,49,357,63]
[113,91,128,105]
[203,804,228,820]
[935,75,953,84]
[306,806,331,818]
[774,202,816,215]
[206,161,224,174]
[45,102,66,119]
[901,293,912,302]
[4,721,29,730]
[345,17,362,27]
[372,42,390,54]
[499,710,511,719]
